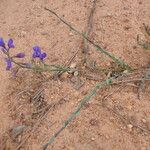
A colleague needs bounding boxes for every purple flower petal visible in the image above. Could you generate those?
[0,38,5,48]
[32,46,41,58]
[39,52,47,60]
[15,53,25,58]
[5,58,12,70]
[32,52,38,58]
[8,39,15,48]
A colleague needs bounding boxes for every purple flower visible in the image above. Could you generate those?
[8,39,15,49]
[15,53,25,58]
[5,58,12,70]
[32,46,47,60]
[32,46,41,58]
[0,38,15,51]
[39,52,47,60]
[0,38,5,48]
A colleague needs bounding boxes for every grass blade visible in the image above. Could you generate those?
[42,77,114,150]
[44,8,132,71]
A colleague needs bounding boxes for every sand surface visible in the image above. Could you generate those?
[0,0,150,150]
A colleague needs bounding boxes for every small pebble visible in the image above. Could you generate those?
[74,71,79,76]
[91,137,95,141]
[123,70,129,74]
[12,125,27,139]
[142,119,147,123]
[109,117,114,121]
[30,89,34,92]
[19,31,27,37]
[127,105,132,110]
[69,32,73,36]
[70,63,76,69]
[21,95,26,99]
[17,135,22,143]
[127,124,133,131]
[105,134,110,139]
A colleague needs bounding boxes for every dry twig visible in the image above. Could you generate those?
[82,0,97,63]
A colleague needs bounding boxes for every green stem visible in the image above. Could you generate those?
[44,8,132,71]
[42,77,114,150]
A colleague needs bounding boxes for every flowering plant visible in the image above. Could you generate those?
[0,38,70,73]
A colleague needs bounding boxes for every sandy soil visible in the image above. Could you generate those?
[0,0,150,150]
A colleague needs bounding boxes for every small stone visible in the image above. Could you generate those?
[142,119,147,123]
[91,137,95,141]
[105,134,109,139]
[71,102,74,105]
[12,125,27,139]
[127,105,132,110]
[19,31,27,37]
[70,63,76,69]
[109,117,114,121]
[74,71,79,76]
[21,95,26,99]
[30,89,34,92]
[69,32,73,36]
[123,70,129,74]
[61,72,69,79]
[17,135,22,143]
[127,124,133,131]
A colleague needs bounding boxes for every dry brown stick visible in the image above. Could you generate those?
[82,0,97,63]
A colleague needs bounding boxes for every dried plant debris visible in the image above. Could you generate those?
[137,23,150,50]
[29,88,48,119]
[70,76,85,90]
[11,125,27,140]
[138,68,150,99]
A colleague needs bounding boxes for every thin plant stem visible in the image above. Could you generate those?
[42,77,114,150]
[44,7,132,71]
[2,49,71,73]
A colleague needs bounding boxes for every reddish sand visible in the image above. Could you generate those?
[0,0,150,150]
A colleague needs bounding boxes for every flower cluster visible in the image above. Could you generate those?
[32,46,47,61]
[0,38,14,51]
[0,38,47,71]
[0,38,26,70]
